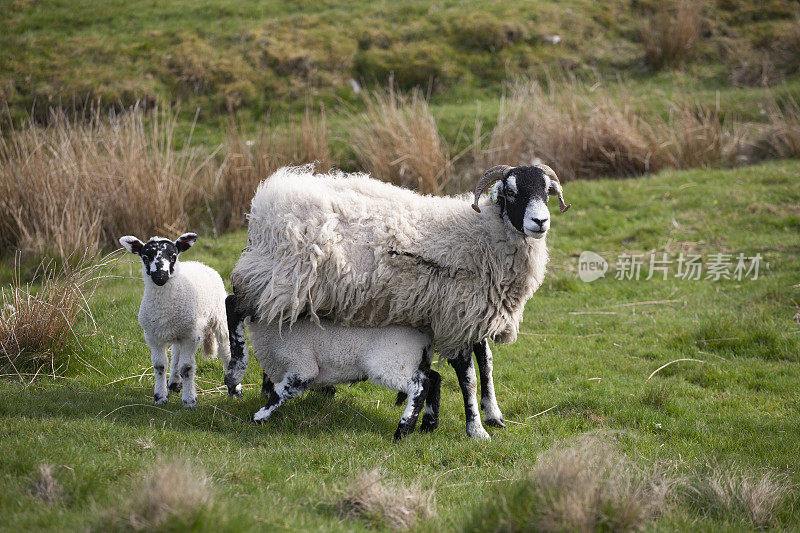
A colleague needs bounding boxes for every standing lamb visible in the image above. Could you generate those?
[120,233,231,407]
[248,317,440,441]
[225,163,570,439]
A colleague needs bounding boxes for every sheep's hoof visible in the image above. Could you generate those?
[225,375,243,397]
[182,398,198,409]
[467,424,491,441]
[484,417,506,428]
[154,394,168,405]
[316,386,336,396]
[168,382,182,393]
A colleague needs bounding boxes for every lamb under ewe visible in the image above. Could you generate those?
[225,164,570,439]
[120,233,231,407]
[248,317,440,441]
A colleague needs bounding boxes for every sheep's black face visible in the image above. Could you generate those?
[119,233,198,287]
[496,166,552,239]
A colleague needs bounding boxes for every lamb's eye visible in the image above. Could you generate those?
[170,255,176,262]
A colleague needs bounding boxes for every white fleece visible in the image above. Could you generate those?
[230,165,548,353]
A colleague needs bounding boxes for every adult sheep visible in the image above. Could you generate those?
[226,163,570,440]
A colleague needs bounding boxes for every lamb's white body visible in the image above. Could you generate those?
[248,317,439,440]
[138,261,231,407]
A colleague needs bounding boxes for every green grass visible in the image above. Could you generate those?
[3,0,800,149]
[1,160,799,530]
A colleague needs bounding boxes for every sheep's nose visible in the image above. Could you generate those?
[531,217,549,227]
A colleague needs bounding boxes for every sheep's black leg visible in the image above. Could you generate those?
[474,339,505,428]
[449,347,490,440]
[395,391,408,406]
[224,294,248,397]
[420,369,441,432]
[261,372,273,397]
[394,371,431,441]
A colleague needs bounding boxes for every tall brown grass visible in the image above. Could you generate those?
[0,107,218,258]
[754,94,800,159]
[334,468,435,530]
[489,81,667,180]
[641,1,704,70]
[657,99,749,169]
[350,89,451,194]
[0,252,113,376]
[216,107,332,232]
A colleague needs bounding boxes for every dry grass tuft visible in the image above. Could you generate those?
[641,1,704,70]
[0,252,112,376]
[217,107,332,231]
[686,467,792,528]
[657,99,749,169]
[101,458,214,532]
[350,88,451,194]
[0,106,218,259]
[30,464,62,504]
[335,468,435,530]
[467,436,676,532]
[489,81,666,181]
[753,94,800,160]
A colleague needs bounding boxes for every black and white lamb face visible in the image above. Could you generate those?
[119,233,198,286]
[473,164,571,240]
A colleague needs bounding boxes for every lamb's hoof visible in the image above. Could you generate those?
[484,417,506,428]
[253,407,270,423]
[182,398,198,409]
[154,394,168,405]
[467,424,491,441]
[393,427,410,442]
[420,416,439,433]
[168,382,182,393]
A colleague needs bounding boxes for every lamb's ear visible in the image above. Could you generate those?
[119,236,144,255]
[175,233,198,253]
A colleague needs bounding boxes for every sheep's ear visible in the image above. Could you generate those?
[175,233,198,253]
[119,236,144,255]
[488,182,504,204]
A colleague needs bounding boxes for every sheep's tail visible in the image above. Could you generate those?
[202,324,217,359]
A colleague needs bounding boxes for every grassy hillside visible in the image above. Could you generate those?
[3,0,800,143]
[1,161,799,530]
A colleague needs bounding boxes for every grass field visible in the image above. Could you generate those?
[1,160,798,530]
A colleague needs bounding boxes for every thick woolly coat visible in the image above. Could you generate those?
[138,261,229,353]
[230,166,548,353]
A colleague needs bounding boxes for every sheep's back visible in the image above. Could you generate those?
[232,167,546,351]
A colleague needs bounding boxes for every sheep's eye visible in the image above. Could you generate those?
[170,255,177,262]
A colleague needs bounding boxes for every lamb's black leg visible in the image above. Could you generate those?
[394,370,431,441]
[419,369,441,432]
[449,347,490,440]
[224,294,248,397]
[395,391,408,406]
[474,339,505,428]
[253,375,310,423]
[261,372,273,397]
